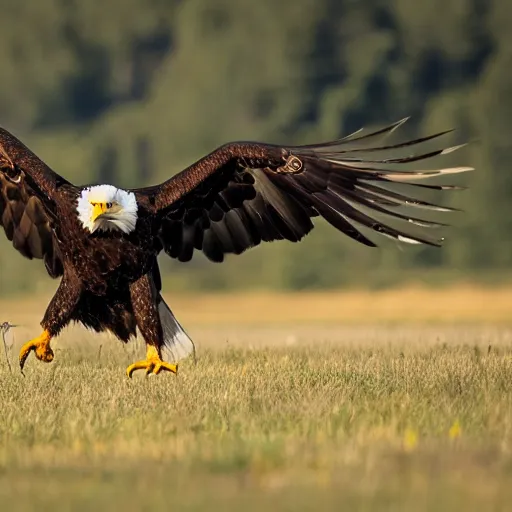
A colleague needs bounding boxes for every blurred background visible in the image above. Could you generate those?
[0,0,510,296]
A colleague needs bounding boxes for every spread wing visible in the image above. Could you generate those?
[136,118,473,263]
[0,127,66,277]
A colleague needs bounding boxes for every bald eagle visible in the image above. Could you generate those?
[0,119,471,377]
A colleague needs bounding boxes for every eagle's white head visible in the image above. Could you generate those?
[77,185,138,234]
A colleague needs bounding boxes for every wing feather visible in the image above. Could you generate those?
[0,128,65,278]
[134,119,473,262]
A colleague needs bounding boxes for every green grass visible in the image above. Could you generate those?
[1,324,512,510]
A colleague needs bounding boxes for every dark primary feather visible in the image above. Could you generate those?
[137,118,473,263]
[0,130,65,277]
[0,174,64,278]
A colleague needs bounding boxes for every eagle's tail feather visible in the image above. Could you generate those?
[158,295,196,364]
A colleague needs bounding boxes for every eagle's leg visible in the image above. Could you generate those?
[19,330,54,369]
[126,273,177,378]
[19,271,81,372]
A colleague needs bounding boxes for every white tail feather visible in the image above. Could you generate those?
[158,297,196,364]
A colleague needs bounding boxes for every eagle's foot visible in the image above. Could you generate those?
[19,330,54,371]
[126,345,178,378]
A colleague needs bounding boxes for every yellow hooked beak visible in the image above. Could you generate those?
[91,202,108,221]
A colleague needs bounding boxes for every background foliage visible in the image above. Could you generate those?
[0,0,509,293]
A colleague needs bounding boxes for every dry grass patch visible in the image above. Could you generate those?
[0,320,512,510]
[2,284,512,327]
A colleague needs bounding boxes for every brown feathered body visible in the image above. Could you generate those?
[0,120,472,363]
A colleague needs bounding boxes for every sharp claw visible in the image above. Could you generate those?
[19,345,31,371]
[19,351,30,372]
[126,361,148,379]
[18,331,53,372]
[126,357,178,378]
[126,345,178,378]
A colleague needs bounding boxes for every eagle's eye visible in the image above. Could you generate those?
[107,202,113,209]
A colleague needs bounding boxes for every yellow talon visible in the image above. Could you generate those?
[126,345,178,378]
[19,330,54,371]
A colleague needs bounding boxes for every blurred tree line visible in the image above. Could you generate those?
[0,0,510,294]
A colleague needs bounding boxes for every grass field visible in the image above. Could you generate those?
[1,287,512,511]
